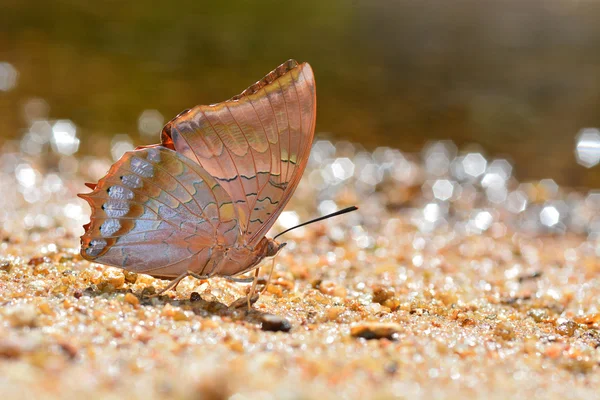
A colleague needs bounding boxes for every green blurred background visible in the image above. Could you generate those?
[1,0,599,187]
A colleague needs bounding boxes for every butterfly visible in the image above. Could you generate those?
[79,60,318,303]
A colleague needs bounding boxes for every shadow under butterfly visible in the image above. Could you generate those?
[78,59,357,309]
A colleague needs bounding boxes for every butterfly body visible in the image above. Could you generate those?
[79,60,315,288]
[214,237,284,277]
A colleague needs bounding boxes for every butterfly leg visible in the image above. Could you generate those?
[154,257,213,296]
[260,257,276,295]
[229,268,260,310]
[187,271,212,281]
[154,271,191,296]
[246,268,260,310]
[154,271,212,296]
[223,276,256,283]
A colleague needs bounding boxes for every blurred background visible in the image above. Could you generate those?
[1,0,599,187]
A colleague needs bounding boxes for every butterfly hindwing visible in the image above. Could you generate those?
[161,60,317,245]
[79,146,239,278]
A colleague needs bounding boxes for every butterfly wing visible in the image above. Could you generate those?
[78,145,239,278]
[161,60,317,246]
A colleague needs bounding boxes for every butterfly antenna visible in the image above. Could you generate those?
[273,206,358,240]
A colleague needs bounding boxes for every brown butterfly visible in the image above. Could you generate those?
[79,60,355,306]
[79,60,316,300]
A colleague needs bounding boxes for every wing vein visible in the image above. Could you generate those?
[199,108,248,220]
[225,104,261,214]
[247,97,273,198]
[246,98,280,230]
[262,86,282,182]
[168,131,221,218]
[291,74,303,180]
[134,156,218,228]
[276,80,292,183]
[109,164,214,229]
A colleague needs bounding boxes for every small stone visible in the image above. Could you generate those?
[382,297,401,311]
[123,271,138,284]
[103,268,125,288]
[190,292,202,302]
[38,302,54,316]
[162,304,189,321]
[51,284,69,295]
[28,256,50,266]
[528,309,548,323]
[97,282,116,293]
[318,280,347,298]
[372,285,395,305]
[350,322,402,340]
[226,338,245,353]
[266,284,283,297]
[261,314,292,332]
[201,319,219,330]
[494,321,516,340]
[58,255,74,263]
[173,310,189,321]
[437,291,458,306]
[556,319,577,337]
[326,306,344,321]
[124,293,140,307]
[0,261,11,273]
[141,286,156,297]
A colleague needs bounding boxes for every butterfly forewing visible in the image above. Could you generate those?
[161,60,317,245]
[79,146,239,278]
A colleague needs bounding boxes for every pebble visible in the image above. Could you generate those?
[123,271,138,284]
[190,292,202,302]
[124,293,140,307]
[556,319,577,337]
[261,314,292,332]
[350,322,402,340]
[371,285,395,304]
[28,256,49,266]
[318,280,347,298]
[0,261,11,272]
[38,302,54,316]
[103,268,125,288]
[494,321,516,341]
[161,304,189,321]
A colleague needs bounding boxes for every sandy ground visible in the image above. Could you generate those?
[1,142,599,399]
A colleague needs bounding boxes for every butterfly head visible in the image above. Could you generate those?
[266,238,286,258]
